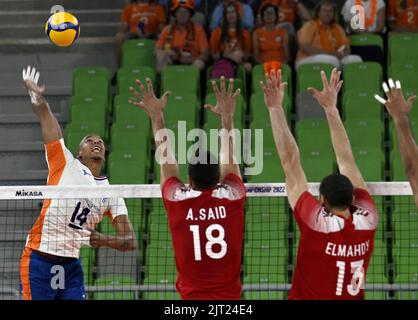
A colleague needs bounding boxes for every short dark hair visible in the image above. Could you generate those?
[188,150,220,189]
[319,174,354,210]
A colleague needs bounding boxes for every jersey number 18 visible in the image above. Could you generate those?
[189,224,227,261]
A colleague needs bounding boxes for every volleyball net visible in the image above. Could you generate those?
[0,182,416,300]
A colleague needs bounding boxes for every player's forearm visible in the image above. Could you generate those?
[151,112,179,179]
[394,116,418,193]
[325,108,357,169]
[37,103,63,144]
[268,108,301,170]
[220,113,240,179]
[102,233,137,252]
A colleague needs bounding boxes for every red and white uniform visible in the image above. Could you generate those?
[162,174,246,300]
[289,189,378,300]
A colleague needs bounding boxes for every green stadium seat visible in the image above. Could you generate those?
[79,247,95,286]
[389,69,417,90]
[70,95,110,113]
[297,125,334,159]
[344,118,384,136]
[161,65,200,96]
[243,290,285,300]
[65,121,107,145]
[148,223,172,244]
[69,103,107,130]
[295,119,328,135]
[390,120,418,158]
[296,63,334,93]
[391,156,407,181]
[246,127,285,182]
[343,62,382,93]
[346,126,383,149]
[389,62,418,87]
[144,243,176,285]
[93,276,137,300]
[121,39,156,68]
[65,131,88,154]
[366,237,388,285]
[113,94,151,125]
[352,147,384,181]
[389,33,418,66]
[108,149,150,184]
[392,240,418,296]
[252,63,292,95]
[250,91,291,125]
[243,274,287,290]
[244,245,287,276]
[142,291,180,300]
[302,157,335,182]
[349,34,384,50]
[164,99,198,128]
[108,161,148,184]
[342,90,383,120]
[73,67,111,103]
[110,122,150,152]
[117,66,156,95]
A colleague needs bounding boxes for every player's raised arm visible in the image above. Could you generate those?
[204,77,241,180]
[309,68,366,190]
[22,66,62,144]
[262,70,308,210]
[129,78,179,188]
[376,79,418,207]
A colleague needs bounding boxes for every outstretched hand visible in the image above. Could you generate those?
[260,69,288,110]
[129,78,171,119]
[204,76,241,118]
[22,66,47,112]
[308,68,343,111]
[374,79,417,120]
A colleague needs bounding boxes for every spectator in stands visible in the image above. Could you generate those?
[255,1,311,30]
[20,66,137,300]
[156,0,209,73]
[210,0,255,31]
[253,3,290,65]
[341,0,386,34]
[388,0,418,32]
[296,0,361,69]
[158,0,206,26]
[376,79,418,207]
[340,0,386,65]
[114,0,166,67]
[210,2,253,76]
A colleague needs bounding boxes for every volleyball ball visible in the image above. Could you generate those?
[45,12,80,47]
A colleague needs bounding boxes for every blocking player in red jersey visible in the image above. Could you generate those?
[261,68,378,299]
[129,77,246,299]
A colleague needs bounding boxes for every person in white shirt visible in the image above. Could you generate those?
[19,66,137,300]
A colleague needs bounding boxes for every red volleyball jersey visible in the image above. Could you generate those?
[162,174,246,300]
[289,188,378,300]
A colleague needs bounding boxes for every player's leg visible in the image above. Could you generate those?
[20,249,58,300]
[58,259,85,300]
